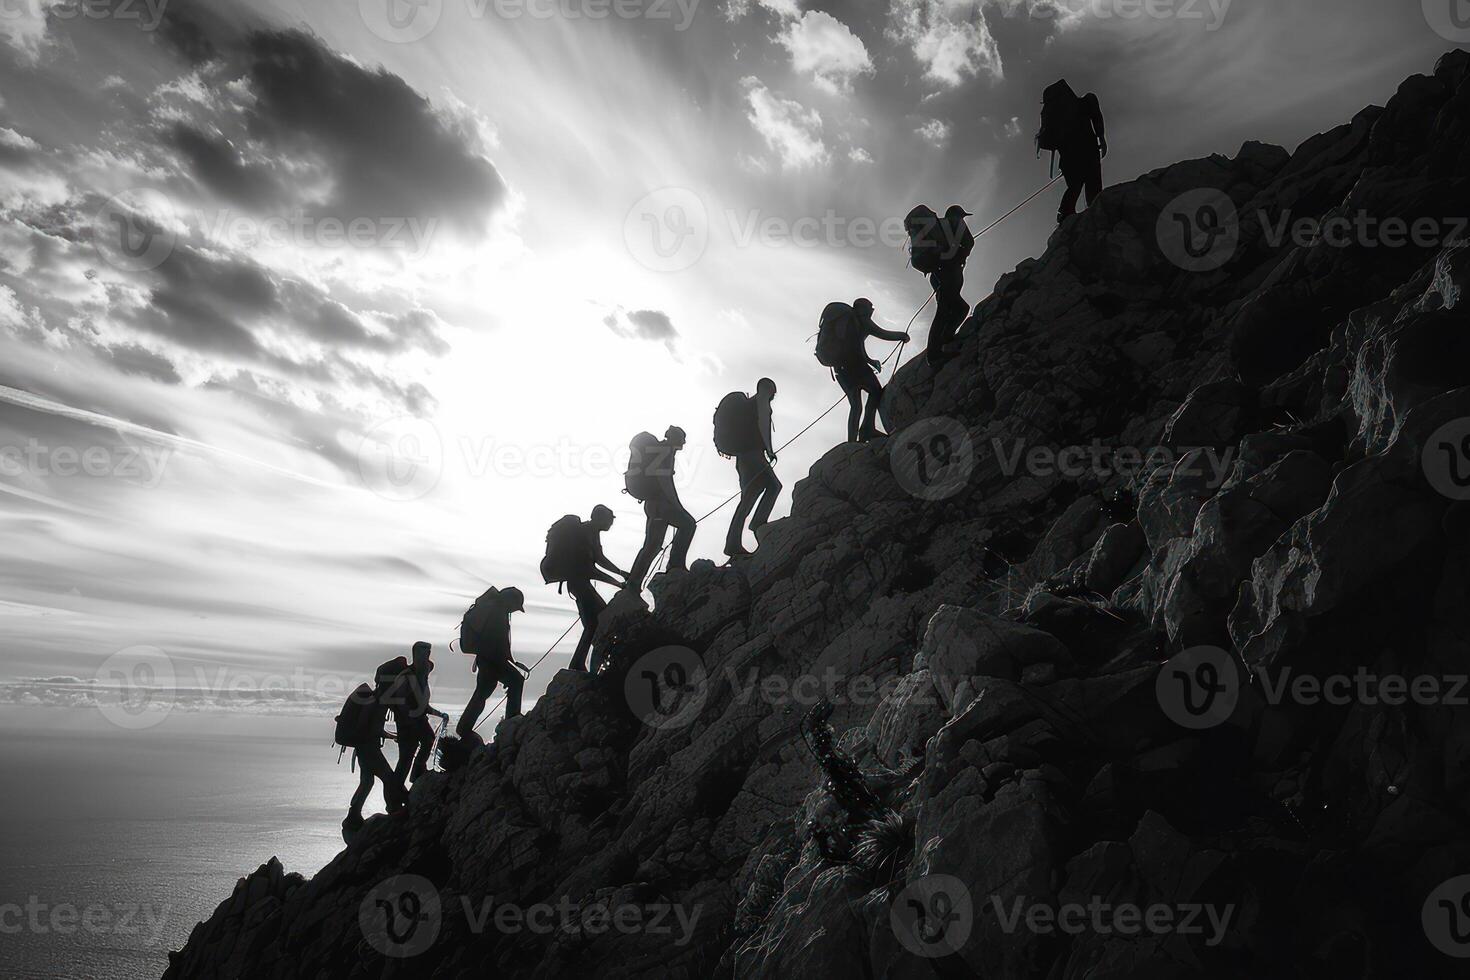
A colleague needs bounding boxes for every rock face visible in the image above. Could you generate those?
[167,53,1470,979]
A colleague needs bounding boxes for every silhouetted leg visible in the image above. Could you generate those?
[627,511,669,586]
[751,472,781,531]
[497,662,524,718]
[666,505,696,571]
[857,366,885,440]
[836,369,862,442]
[567,578,605,671]
[456,665,499,738]
[1059,169,1084,218]
[349,750,375,819]
[1084,157,1103,206]
[726,452,764,553]
[355,743,405,814]
[927,265,967,363]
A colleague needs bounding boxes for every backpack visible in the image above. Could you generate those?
[623,431,662,502]
[815,302,865,369]
[905,206,944,275]
[459,588,509,657]
[541,515,589,585]
[712,392,760,458]
[1038,80,1098,156]
[333,682,379,749]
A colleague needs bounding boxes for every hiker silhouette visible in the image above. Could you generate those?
[336,656,410,840]
[1037,79,1107,221]
[456,586,529,735]
[816,299,909,443]
[542,506,627,672]
[392,642,449,785]
[625,426,696,585]
[715,378,782,558]
[904,205,974,367]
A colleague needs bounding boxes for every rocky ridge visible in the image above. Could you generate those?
[166,52,1470,979]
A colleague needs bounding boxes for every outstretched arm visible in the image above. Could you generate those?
[590,538,626,578]
[590,568,623,588]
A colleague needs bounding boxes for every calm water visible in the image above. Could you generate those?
[0,706,371,979]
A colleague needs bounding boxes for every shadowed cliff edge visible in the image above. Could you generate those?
[166,51,1470,979]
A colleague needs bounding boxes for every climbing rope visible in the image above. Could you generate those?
[472,177,1064,731]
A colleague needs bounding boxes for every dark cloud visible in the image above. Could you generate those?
[142,246,276,357]
[236,30,507,239]
[105,343,182,384]
[168,124,280,209]
[604,308,679,349]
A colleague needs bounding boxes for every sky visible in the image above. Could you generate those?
[0,0,1460,715]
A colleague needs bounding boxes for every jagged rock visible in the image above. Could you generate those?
[169,56,1470,980]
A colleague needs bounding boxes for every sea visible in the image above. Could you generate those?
[0,705,369,979]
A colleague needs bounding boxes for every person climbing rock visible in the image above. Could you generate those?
[904,205,975,367]
[815,298,909,443]
[714,378,782,558]
[456,586,528,735]
[391,641,448,785]
[624,426,696,585]
[542,506,627,672]
[1036,79,1107,221]
[335,656,411,840]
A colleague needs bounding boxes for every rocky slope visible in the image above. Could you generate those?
[166,52,1470,979]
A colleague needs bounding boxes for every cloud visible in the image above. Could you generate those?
[164,30,507,241]
[916,118,953,147]
[743,78,828,169]
[849,147,874,163]
[603,307,679,351]
[890,0,1005,88]
[778,11,874,95]
[1004,116,1024,139]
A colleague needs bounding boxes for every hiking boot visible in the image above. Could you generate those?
[725,542,751,559]
[342,812,364,843]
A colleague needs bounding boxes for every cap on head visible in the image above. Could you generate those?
[501,587,526,613]
[665,425,687,446]
[756,377,777,396]
[591,503,615,526]
[946,205,973,219]
[853,297,874,313]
